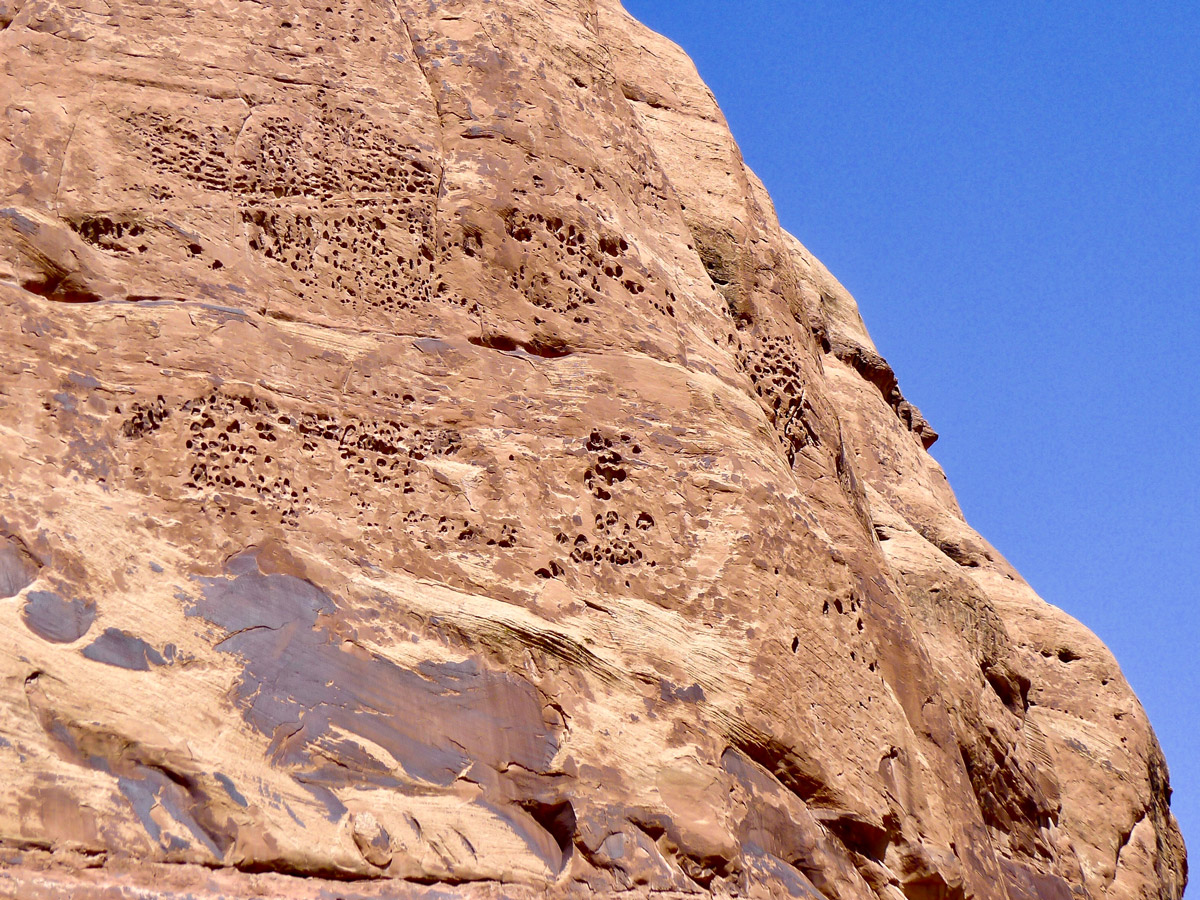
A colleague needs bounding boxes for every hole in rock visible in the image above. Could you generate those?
[469,334,573,359]
[520,800,576,871]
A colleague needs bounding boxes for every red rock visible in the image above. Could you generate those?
[0,1,1184,898]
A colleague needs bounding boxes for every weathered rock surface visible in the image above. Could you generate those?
[0,1,1185,898]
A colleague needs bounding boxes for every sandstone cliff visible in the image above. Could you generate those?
[0,1,1186,899]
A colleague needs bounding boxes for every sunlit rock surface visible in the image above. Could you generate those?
[0,1,1185,898]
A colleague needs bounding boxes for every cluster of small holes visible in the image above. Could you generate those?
[503,209,675,325]
[127,103,436,203]
[121,396,169,438]
[232,110,438,203]
[72,217,149,255]
[306,1,369,45]
[242,208,316,273]
[175,393,303,524]
[125,102,465,318]
[582,429,636,500]
[240,201,469,317]
[490,523,519,548]
[536,431,658,581]
[126,111,233,193]
[821,592,877,673]
[425,516,519,549]
[71,215,224,269]
[384,509,521,560]
[735,333,820,466]
[121,390,467,529]
[1042,646,1082,664]
[553,509,655,568]
[297,410,461,496]
[323,211,453,313]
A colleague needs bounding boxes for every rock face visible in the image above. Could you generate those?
[0,1,1186,898]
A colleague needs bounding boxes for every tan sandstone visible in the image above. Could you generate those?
[0,1,1185,899]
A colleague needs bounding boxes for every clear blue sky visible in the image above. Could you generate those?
[624,0,1199,870]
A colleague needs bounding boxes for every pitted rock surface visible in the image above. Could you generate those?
[0,1,1185,899]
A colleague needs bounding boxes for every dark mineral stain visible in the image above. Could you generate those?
[188,551,559,801]
[412,337,455,354]
[24,673,233,858]
[999,858,1074,900]
[214,773,249,808]
[82,628,167,670]
[659,679,706,704]
[117,776,160,842]
[742,843,825,899]
[117,769,224,857]
[0,207,39,234]
[22,591,95,643]
[0,534,40,598]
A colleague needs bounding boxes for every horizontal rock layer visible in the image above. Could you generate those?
[0,1,1185,899]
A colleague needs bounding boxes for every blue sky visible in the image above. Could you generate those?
[624,0,1199,868]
